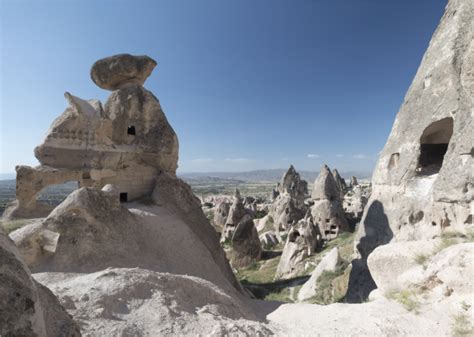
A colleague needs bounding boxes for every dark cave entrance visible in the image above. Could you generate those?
[120,192,128,203]
[416,117,453,175]
[127,125,136,136]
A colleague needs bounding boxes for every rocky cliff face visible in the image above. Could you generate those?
[348,0,474,302]
[0,228,80,337]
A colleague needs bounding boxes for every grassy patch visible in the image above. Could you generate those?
[386,289,420,313]
[414,253,429,269]
[235,254,280,284]
[451,312,474,337]
[264,287,293,302]
[306,262,350,305]
[1,219,34,234]
[324,231,355,261]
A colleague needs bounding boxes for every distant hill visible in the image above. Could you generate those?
[179,169,372,183]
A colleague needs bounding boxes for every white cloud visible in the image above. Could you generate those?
[307,154,321,159]
[352,154,369,159]
[191,158,214,163]
[335,154,344,158]
[224,158,253,163]
[281,157,288,161]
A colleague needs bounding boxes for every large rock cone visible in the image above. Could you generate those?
[347,0,474,302]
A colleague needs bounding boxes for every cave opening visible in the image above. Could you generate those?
[416,117,453,175]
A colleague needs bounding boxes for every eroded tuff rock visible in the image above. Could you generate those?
[0,228,80,337]
[4,54,178,220]
[275,212,322,280]
[230,217,262,268]
[270,166,308,231]
[332,169,347,196]
[221,189,253,241]
[13,179,242,294]
[310,165,349,240]
[213,199,230,231]
[298,247,341,301]
[90,54,157,90]
[34,268,271,336]
[348,0,474,302]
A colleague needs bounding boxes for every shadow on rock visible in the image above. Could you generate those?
[345,200,393,303]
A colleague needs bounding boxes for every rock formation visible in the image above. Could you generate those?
[213,199,230,231]
[310,165,349,240]
[298,247,341,301]
[343,184,370,230]
[270,165,308,231]
[221,189,252,241]
[0,228,80,336]
[275,212,322,279]
[349,176,359,188]
[348,0,474,302]
[230,217,262,267]
[332,168,347,195]
[4,53,178,220]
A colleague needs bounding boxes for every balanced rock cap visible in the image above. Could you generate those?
[90,54,157,90]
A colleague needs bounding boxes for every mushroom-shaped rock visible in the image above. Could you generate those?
[91,54,157,90]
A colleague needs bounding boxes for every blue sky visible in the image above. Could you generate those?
[1,0,446,175]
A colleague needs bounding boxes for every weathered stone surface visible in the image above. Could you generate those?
[348,0,474,302]
[332,169,347,195]
[349,176,359,188]
[310,165,349,240]
[13,181,242,294]
[221,189,253,241]
[230,217,262,267]
[311,165,341,201]
[367,240,440,294]
[277,165,308,201]
[5,55,179,220]
[275,213,322,279]
[298,247,341,301]
[259,230,280,247]
[213,199,230,231]
[0,228,80,336]
[270,166,308,232]
[34,268,271,336]
[90,54,157,90]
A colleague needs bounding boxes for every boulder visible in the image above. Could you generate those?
[259,230,280,248]
[0,228,80,336]
[90,54,157,90]
[367,240,440,294]
[298,247,341,301]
